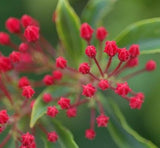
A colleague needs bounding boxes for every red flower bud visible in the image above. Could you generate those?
[21,14,39,28]
[129,96,143,109]
[21,132,35,146]
[82,83,96,97]
[79,62,90,74]
[19,43,29,52]
[104,41,118,57]
[0,110,9,124]
[9,51,21,63]
[126,57,139,67]
[85,45,97,58]
[80,23,94,42]
[18,76,30,88]
[96,114,109,127]
[115,82,131,97]
[96,27,108,41]
[5,17,21,33]
[24,25,39,42]
[145,60,156,71]
[0,56,13,72]
[47,131,58,143]
[85,129,96,140]
[43,75,54,86]
[22,85,35,99]
[58,97,70,109]
[56,56,67,69]
[129,44,140,58]
[66,107,77,118]
[47,106,59,117]
[136,92,145,100]
[52,70,63,81]
[98,79,109,90]
[43,93,52,103]
[0,32,10,45]
[118,48,129,62]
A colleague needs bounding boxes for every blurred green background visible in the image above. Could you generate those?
[0,0,160,147]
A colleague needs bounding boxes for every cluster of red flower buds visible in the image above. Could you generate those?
[0,13,156,147]
[47,23,156,140]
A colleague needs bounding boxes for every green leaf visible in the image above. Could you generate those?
[98,93,158,148]
[115,18,160,55]
[81,0,117,27]
[51,119,79,148]
[55,0,85,67]
[30,86,72,128]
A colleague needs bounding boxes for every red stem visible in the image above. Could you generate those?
[88,72,100,81]
[104,56,112,73]
[0,134,12,148]
[0,79,13,105]
[121,68,145,80]
[90,108,95,129]
[93,57,104,77]
[109,61,123,77]
[71,99,89,107]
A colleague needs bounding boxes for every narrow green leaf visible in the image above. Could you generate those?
[52,119,79,148]
[98,93,158,148]
[115,18,160,55]
[81,0,117,27]
[30,86,72,128]
[55,0,85,67]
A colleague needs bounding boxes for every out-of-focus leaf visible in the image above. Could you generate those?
[81,0,117,27]
[30,86,72,128]
[98,93,158,148]
[115,18,160,55]
[50,119,79,148]
[55,0,85,67]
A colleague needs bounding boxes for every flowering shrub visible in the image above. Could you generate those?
[0,0,160,147]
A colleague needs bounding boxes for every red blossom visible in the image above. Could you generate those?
[145,60,156,71]
[5,17,21,33]
[96,27,108,41]
[43,75,54,86]
[18,76,30,88]
[58,97,70,109]
[96,114,109,127]
[24,25,40,42]
[47,106,59,118]
[0,110,9,124]
[56,56,67,69]
[19,43,29,52]
[127,57,139,67]
[79,62,90,74]
[22,85,35,99]
[21,132,36,147]
[85,45,97,58]
[98,79,109,90]
[9,51,21,63]
[118,48,130,62]
[21,14,39,28]
[115,82,131,97]
[80,23,94,42]
[0,56,13,72]
[0,32,10,45]
[129,44,140,58]
[104,41,118,57]
[52,70,63,80]
[47,131,59,143]
[43,93,52,103]
[66,107,77,118]
[129,96,143,109]
[85,129,96,140]
[82,83,96,97]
